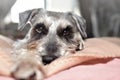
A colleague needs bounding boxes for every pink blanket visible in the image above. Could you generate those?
[1,58,120,80]
[45,58,120,80]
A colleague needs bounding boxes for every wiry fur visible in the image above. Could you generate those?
[11,8,87,80]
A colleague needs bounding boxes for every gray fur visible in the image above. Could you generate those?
[12,8,87,80]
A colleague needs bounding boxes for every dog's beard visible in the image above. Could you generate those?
[12,35,84,80]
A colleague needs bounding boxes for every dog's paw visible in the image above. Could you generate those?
[11,55,45,80]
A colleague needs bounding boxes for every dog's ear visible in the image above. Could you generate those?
[68,13,87,39]
[18,8,41,30]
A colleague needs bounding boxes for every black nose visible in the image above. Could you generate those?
[42,55,58,65]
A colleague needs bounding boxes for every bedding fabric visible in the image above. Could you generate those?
[0,58,120,80]
[45,58,120,80]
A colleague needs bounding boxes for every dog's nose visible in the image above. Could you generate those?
[42,55,58,65]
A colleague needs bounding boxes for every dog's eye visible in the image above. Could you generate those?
[63,26,72,36]
[58,25,74,39]
[35,24,44,33]
[35,23,48,35]
[30,23,48,41]
[33,23,48,37]
[36,26,43,33]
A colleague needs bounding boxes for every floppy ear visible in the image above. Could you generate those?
[69,13,87,39]
[18,8,41,30]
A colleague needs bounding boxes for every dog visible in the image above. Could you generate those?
[11,8,87,80]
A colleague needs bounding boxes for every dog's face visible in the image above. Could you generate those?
[18,8,87,64]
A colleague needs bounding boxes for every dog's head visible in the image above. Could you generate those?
[18,8,87,64]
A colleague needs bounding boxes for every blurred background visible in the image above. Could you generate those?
[0,0,120,40]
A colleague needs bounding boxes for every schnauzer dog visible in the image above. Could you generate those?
[11,8,87,80]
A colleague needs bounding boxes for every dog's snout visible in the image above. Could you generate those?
[45,42,58,54]
[42,55,58,65]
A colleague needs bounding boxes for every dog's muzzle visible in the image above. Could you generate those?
[41,41,59,65]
